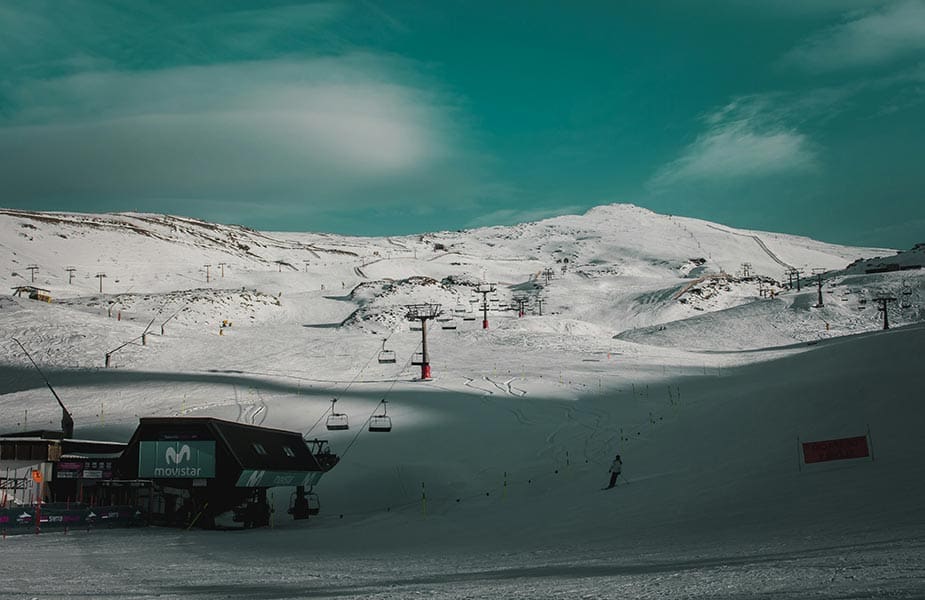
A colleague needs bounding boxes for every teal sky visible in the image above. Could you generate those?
[1,1,923,248]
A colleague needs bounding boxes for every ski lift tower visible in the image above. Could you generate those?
[874,295,896,330]
[476,283,496,329]
[405,303,441,380]
[513,295,528,317]
[812,268,826,307]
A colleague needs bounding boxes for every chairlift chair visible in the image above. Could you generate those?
[411,352,424,366]
[377,338,396,364]
[325,398,349,431]
[369,400,392,433]
[307,491,320,515]
[441,321,457,330]
[288,488,321,518]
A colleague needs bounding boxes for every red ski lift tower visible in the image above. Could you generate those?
[476,283,496,329]
[405,303,441,380]
[513,295,528,317]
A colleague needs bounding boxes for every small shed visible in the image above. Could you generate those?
[11,286,52,302]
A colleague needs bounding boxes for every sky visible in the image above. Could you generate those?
[1,1,923,248]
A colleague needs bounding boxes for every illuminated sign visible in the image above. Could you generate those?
[138,441,215,478]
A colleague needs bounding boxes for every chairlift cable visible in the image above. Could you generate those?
[303,403,333,438]
[303,325,403,438]
[338,340,421,460]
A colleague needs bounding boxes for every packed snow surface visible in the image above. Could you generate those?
[1,204,923,598]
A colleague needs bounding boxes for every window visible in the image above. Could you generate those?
[282,446,295,457]
[252,442,267,455]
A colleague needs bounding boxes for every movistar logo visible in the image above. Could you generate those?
[166,444,191,465]
[154,443,202,477]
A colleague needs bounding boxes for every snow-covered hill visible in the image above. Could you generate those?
[1,204,923,598]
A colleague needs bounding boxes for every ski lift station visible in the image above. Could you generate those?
[0,417,339,531]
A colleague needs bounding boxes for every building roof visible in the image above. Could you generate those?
[135,417,323,472]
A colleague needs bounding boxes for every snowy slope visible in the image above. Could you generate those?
[1,204,923,598]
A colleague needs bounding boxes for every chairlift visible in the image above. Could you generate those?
[369,400,392,433]
[441,321,457,330]
[288,488,321,518]
[325,398,349,431]
[378,338,396,364]
[411,352,424,366]
[307,491,320,514]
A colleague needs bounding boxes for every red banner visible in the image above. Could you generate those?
[802,435,870,464]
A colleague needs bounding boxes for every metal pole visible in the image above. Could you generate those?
[420,318,430,380]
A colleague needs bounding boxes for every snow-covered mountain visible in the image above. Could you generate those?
[1,204,923,598]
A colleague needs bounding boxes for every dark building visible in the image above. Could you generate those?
[1,417,338,531]
[115,417,338,528]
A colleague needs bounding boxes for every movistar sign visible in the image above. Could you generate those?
[139,441,215,478]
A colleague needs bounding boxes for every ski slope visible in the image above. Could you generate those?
[1,204,923,598]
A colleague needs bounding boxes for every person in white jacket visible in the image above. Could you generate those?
[606,454,622,489]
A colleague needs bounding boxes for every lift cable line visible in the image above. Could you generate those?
[303,327,404,438]
[104,301,171,366]
[158,306,186,335]
[337,344,422,461]
[305,332,424,461]
[11,337,74,438]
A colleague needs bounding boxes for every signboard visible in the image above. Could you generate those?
[235,470,323,488]
[138,441,215,478]
[802,435,870,464]
[54,459,114,480]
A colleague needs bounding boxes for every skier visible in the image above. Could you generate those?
[606,454,622,489]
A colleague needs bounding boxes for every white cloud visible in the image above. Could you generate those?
[785,0,925,71]
[650,99,817,188]
[0,54,479,208]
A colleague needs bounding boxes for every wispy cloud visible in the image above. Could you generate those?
[466,205,583,228]
[650,97,817,188]
[0,54,458,197]
[784,0,925,71]
[0,2,501,227]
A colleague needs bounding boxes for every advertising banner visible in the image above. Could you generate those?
[235,470,323,488]
[138,441,215,478]
[54,459,114,480]
[802,435,870,464]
